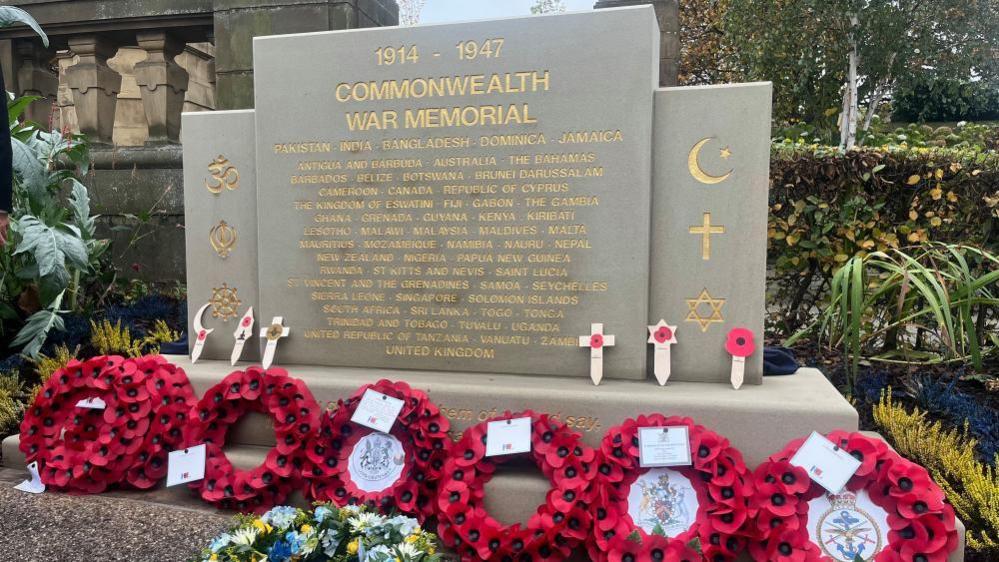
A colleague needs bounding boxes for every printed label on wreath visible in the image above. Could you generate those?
[789,431,862,494]
[627,467,699,537]
[347,432,406,492]
[75,397,106,409]
[806,489,889,562]
[351,389,405,434]
[167,444,207,487]
[638,426,692,467]
[485,416,532,457]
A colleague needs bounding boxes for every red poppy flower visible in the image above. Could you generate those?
[725,327,756,357]
[590,334,604,348]
[606,536,644,562]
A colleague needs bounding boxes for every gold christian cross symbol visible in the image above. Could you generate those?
[688,212,725,260]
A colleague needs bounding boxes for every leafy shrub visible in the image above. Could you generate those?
[1,95,110,356]
[787,244,999,388]
[893,75,999,123]
[89,319,144,358]
[873,392,999,557]
[767,142,999,335]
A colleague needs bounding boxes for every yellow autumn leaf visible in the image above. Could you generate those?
[934,168,944,179]
[971,169,981,176]
[930,216,942,227]
[906,174,921,185]
[908,210,918,220]
[946,191,958,202]
[845,229,856,241]
[907,231,920,243]
[930,187,942,200]
[861,240,876,250]
[786,233,800,246]
[834,253,849,262]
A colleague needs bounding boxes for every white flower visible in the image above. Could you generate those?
[386,515,420,537]
[230,527,259,546]
[363,544,393,562]
[348,512,382,532]
[396,542,421,559]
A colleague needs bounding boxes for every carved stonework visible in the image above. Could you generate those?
[134,31,189,143]
[66,35,122,144]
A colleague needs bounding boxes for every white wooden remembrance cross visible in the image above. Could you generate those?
[260,316,290,369]
[579,323,615,385]
[647,320,678,386]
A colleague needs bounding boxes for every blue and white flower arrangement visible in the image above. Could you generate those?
[196,503,443,562]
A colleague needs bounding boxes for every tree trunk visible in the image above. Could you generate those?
[839,14,860,149]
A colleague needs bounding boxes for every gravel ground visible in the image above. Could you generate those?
[0,480,231,562]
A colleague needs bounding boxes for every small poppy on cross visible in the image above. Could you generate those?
[579,323,615,385]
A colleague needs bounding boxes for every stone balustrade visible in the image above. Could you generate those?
[0,0,398,146]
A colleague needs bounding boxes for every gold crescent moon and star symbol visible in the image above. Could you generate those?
[687,137,733,185]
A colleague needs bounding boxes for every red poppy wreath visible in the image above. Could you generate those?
[588,415,752,562]
[184,367,321,513]
[435,410,596,562]
[749,430,958,562]
[302,379,451,521]
[19,355,194,493]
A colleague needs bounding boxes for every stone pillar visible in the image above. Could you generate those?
[594,0,679,87]
[134,31,189,144]
[213,0,398,110]
[66,35,121,144]
[14,40,58,127]
[54,51,80,134]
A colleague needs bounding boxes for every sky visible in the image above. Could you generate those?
[420,0,595,24]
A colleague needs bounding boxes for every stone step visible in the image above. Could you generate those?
[165,355,858,468]
[0,433,966,561]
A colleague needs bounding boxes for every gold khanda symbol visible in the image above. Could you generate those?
[209,220,237,258]
[205,155,240,194]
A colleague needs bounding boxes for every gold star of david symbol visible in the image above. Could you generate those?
[685,288,725,332]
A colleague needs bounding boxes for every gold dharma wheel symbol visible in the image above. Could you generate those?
[266,324,284,341]
[205,155,240,194]
[209,220,237,258]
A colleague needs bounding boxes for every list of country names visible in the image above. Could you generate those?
[272,130,623,364]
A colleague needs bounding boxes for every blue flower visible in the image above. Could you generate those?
[286,531,306,555]
[268,538,293,562]
[314,505,333,524]
[208,533,232,552]
[262,506,299,530]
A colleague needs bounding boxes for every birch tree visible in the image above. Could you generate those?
[726,0,998,148]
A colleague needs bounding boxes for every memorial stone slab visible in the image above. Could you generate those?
[182,109,260,362]
[649,83,772,384]
[251,7,659,378]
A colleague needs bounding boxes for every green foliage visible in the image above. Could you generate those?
[1,95,109,356]
[775,121,999,151]
[89,319,143,358]
[31,343,76,383]
[894,75,999,123]
[724,0,999,129]
[767,142,999,335]
[0,371,23,436]
[10,291,66,358]
[787,244,999,390]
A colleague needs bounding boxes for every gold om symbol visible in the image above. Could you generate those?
[205,155,240,194]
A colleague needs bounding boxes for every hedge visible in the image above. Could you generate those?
[766,142,999,334]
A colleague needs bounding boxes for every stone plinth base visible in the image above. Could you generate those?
[1,362,967,561]
[165,357,858,467]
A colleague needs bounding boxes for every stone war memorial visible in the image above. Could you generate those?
[1,5,968,562]
[177,1,856,525]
